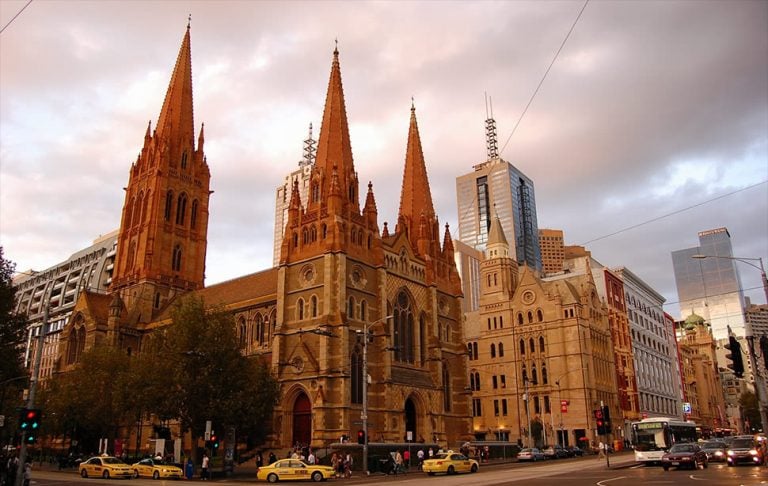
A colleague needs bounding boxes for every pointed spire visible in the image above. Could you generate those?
[363,181,378,222]
[197,122,205,152]
[398,101,436,233]
[442,223,455,256]
[382,221,390,238]
[313,45,356,207]
[145,120,152,139]
[486,211,510,259]
[155,22,196,157]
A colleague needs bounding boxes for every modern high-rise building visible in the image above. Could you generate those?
[273,125,316,266]
[671,227,747,340]
[455,114,541,272]
[539,229,564,275]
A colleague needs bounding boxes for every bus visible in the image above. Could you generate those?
[631,418,698,464]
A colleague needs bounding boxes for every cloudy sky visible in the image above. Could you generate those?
[1,0,766,319]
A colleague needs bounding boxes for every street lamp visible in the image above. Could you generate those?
[691,254,768,433]
[553,367,587,448]
[360,315,393,475]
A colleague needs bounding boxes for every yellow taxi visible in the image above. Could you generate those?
[422,450,479,476]
[256,459,335,482]
[79,456,134,479]
[131,458,184,479]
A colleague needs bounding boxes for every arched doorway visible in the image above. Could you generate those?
[404,398,417,442]
[292,393,312,447]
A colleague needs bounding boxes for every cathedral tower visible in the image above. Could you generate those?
[110,22,210,322]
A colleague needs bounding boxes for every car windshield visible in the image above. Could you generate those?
[730,439,754,448]
[102,458,125,465]
[669,444,695,453]
[432,454,450,460]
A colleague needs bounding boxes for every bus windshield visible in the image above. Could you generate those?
[633,428,664,451]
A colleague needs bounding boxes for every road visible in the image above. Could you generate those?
[26,457,768,486]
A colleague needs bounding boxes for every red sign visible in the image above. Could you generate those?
[561,404,568,413]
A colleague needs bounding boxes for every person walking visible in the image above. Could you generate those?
[201,453,209,480]
[22,462,31,486]
[598,441,605,459]
[417,449,424,470]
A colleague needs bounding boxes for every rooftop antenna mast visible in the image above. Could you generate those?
[485,92,499,161]
[299,122,317,167]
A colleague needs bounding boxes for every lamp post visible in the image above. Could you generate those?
[691,254,768,433]
[361,315,393,475]
[553,367,587,448]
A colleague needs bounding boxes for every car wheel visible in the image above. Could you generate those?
[267,473,278,483]
[81,469,88,478]
[662,465,669,471]
[470,464,478,473]
[311,471,323,482]
[103,470,111,479]
[153,471,160,480]
[447,465,455,475]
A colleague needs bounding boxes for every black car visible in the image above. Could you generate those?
[727,437,765,466]
[661,443,708,471]
[566,446,585,457]
[700,441,727,463]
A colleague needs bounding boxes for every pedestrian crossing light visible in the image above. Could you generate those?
[357,430,366,445]
[20,408,42,443]
[594,409,607,435]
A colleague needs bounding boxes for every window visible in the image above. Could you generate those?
[529,338,535,354]
[255,314,264,346]
[360,299,366,320]
[537,309,543,322]
[311,182,320,203]
[520,339,525,355]
[542,366,548,384]
[498,342,504,357]
[492,376,498,389]
[348,297,355,319]
[502,399,508,416]
[311,295,318,317]
[172,244,182,271]
[493,399,500,416]
[154,292,160,309]
[539,336,545,353]
[393,290,415,363]
[190,200,199,229]
[534,396,540,414]
[181,150,188,169]
[176,193,187,225]
[472,398,482,417]
[490,343,496,359]
[528,311,533,323]
[544,396,550,414]
[473,342,478,360]
[351,347,363,404]
[467,343,473,360]
[474,372,480,390]
[164,190,173,221]
[297,298,305,320]
[518,313,524,325]
[238,319,246,349]
[532,365,538,384]
[420,315,427,364]
[292,232,298,248]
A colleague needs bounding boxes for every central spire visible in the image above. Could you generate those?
[398,102,436,231]
[155,23,196,159]
[313,45,356,208]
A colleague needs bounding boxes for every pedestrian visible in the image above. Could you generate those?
[23,462,31,486]
[201,453,209,480]
[417,449,424,470]
[428,447,434,458]
[268,452,277,465]
[403,449,410,469]
[344,452,352,478]
[307,450,316,465]
[598,441,605,459]
[331,453,339,478]
[394,450,403,474]
[256,452,263,469]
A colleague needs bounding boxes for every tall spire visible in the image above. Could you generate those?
[313,45,356,205]
[398,102,436,233]
[155,22,196,158]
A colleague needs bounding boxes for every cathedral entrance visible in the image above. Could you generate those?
[404,398,417,441]
[292,393,312,447]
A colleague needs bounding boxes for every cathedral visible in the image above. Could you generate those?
[56,24,472,450]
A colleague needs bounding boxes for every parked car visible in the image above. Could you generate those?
[422,451,479,476]
[661,443,708,471]
[131,458,183,479]
[79,456,134,479]
[517,448,546,462]
[256,459,336,482]
[566,446,585,457]
[727,437,765,466]
[700,441,727,463]
[542,445,569,459]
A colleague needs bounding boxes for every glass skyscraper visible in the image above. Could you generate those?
[455,158,541,271]
[671,227,747,340]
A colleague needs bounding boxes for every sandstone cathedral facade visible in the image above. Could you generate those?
[56,24,472,450]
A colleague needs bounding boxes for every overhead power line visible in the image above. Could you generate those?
[499,0,590,156]
[0,0,33,35]
[579,180,768,246]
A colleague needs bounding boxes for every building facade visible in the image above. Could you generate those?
[53,27,471,452]
[538,228,564,275]
[614,267,682,420]
[465,216,618,449]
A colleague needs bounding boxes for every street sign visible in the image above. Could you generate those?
[682,402,691,414]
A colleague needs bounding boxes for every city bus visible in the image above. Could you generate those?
[631,418,699,464]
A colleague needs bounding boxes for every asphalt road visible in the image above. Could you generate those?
[24,457,768,486]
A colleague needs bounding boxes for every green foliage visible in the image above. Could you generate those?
[142,295,279,445]
[739,390,761,432]
[0,247,29,414]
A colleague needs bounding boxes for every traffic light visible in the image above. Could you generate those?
[19,408,42,443]
[594,409,606,435]
[725,335,745,378]
[602,405,611,434]
[210,433,219,454]
[357,430,366,445]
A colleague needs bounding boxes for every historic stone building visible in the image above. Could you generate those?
[55,25,471,451]
[465,215,619,448]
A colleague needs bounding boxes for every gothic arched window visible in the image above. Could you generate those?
[490,343,496,359]
[393,290,415,363]
[539,336,545,353]
[297,298,305,320]
[172,244,182,271]
[498,342,504,357]
[164,190,173,221]
[255,314,264,346]
[191,200,199,229]
[176,193,187,225]
[311,295,318,318]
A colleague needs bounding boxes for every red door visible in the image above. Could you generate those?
[292,393,312,447]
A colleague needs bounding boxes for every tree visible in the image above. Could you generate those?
[0,247,29,419]
[143,296,279,457]
[739,390,761,433]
